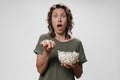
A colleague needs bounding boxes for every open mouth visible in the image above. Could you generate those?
[57,24,62,27]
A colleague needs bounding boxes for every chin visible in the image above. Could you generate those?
[56,31,64,35]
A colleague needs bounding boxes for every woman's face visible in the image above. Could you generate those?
[52,8,67,35]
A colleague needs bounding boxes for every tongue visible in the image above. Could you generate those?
[57,25,62,30]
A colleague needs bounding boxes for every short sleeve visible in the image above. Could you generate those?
[33,34,46,54]
[78,42,87,64]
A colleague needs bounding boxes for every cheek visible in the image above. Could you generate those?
[63,19,67,27]
[52,19,56,27]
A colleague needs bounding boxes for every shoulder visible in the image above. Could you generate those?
[40,33,51,38]
[38,33,50,41]
[72,37,84,47]
[72,37,82,44]
[72,37,85,50]
[40,33,49,37]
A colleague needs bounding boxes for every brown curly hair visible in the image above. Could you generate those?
[47,4,74,39]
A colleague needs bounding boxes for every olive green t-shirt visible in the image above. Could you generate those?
[34,33,87,80]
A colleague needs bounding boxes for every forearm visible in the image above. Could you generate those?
[36,39,55,74]
[72,63,83,78]
[37,51,50,74]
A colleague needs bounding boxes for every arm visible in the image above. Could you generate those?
[61,60,83,78]
[72,63,83,78]
[36,40,55,74]
[36,50,50,74]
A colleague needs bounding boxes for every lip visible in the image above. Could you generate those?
[57,24,62,27]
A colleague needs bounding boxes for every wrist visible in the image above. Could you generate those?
[43,50,51,56]
[72,63,79,70]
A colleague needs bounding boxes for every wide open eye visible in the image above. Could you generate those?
[53,15,58,18]
[61,15,66,18]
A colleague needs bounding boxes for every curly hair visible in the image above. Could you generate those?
[47,4,74,39]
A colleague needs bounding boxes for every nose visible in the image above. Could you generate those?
[58,17,62,22]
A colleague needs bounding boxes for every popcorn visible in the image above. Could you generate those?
[57,50,79,64]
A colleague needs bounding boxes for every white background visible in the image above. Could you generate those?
[0,0,120,80]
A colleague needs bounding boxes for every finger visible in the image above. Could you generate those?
[52,41,56,47]
[40,40,44,45]
[76,59,80,63]
[40,41,44,46]
[50,40,56,48]
[43,40,48,47]
[69,63,75,68]
[40,40,48,47]
[47,41,51,49]
[63,64,71,69]
[50,40,55,48]
[61,63,64,66]
[49,40,53,48]
[61,63,71,69]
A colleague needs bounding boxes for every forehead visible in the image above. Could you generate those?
[52,8,66,14]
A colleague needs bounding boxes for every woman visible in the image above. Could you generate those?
[34,4,87,80]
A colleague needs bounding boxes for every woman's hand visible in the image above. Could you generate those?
[61,59,80,69]
[61,59,83,78]
[40,39,56,53]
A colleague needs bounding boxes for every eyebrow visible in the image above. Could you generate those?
[52,12,66,15]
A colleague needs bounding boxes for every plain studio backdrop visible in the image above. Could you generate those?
[0,0,120,80]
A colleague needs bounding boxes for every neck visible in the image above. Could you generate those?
[55,34,66,41]
[55,33,72,42]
